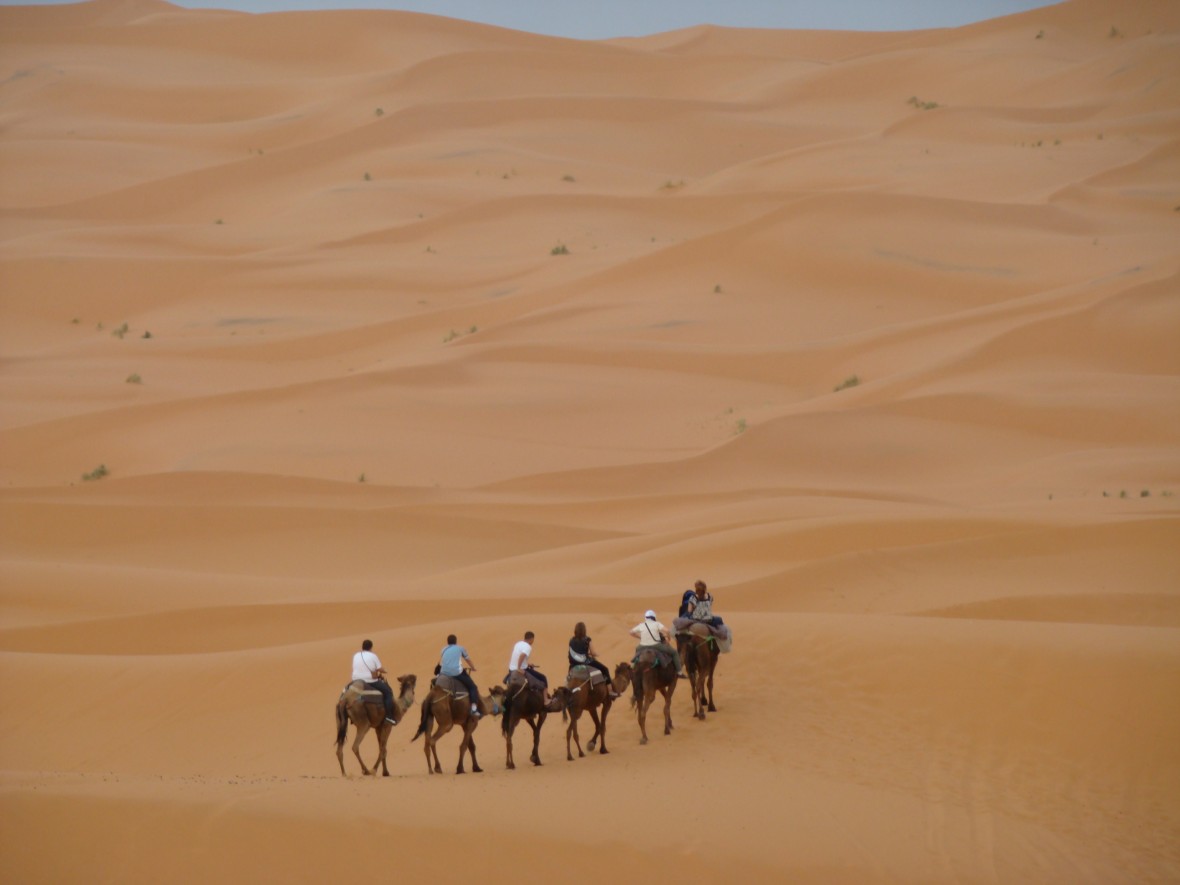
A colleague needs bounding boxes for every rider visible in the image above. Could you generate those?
[685,579,724,627]
[568,621,619,698]
[352,639,396,725]
[508,630,550,705]
[438,634,486,718]
[630,611,687,678]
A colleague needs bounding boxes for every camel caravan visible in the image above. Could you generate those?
[334,581,734,777]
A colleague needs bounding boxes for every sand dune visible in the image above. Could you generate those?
[2,0,1178,882]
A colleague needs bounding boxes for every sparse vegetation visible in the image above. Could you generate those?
[82,464,109,482]
[1108,26,1122,38]
[714,284,723,293]
[907,96,939,110]
[735,418,747,434]
[834,375,861,392]
[1035,30,1045,39]
[142,331,152,339]
[363,171,371,181]
[215,218,224,225]
[562,174,576,182]
[112,323,130,339]
[660,180,686,190]
[443,326,477,343]
[358,473,366,483]
[125,373,142,384]
[375,107,384,117]
[551,243,570,255]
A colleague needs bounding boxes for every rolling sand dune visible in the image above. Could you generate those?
[1,0,1179,881]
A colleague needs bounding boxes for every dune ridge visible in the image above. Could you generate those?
[1,0,1178,882]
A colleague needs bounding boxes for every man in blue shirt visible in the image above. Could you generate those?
[438,634,485,717]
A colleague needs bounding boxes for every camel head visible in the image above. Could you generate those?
[396,674,417,709]
[486,685,508,716]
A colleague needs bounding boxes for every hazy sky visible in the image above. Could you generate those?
[1,0,1058,40]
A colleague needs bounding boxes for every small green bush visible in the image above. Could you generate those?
[551,244,570,255]
[82,464,109,482]
[834,375,860,392]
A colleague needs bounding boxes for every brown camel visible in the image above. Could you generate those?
[335,674,417,777]
[411,680,506,775]
[677,622,719,719]
[551,663,631,761]
[501,673,564,769]
[618,648,678,744]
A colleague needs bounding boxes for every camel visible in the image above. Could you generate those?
[411,679,507,775]
[551,663,630,761]
[501,672,564,769]
[617,648,678,744]
[335,673,417,777]
[677,622,719,719]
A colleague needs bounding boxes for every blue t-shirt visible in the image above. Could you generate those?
[439,644,470,677]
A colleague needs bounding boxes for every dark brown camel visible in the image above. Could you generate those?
[551,663,631,761]
[617,648,678,744]
[501,673,564,769]
[677,622,719,719]
[411,681,506,774]
[335,674,417,776]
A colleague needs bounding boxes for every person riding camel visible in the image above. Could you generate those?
[351,639,396,725]
[568,621,620,698]
[685,579,724,627]
[630,611,687,678]
[437,634,487,719]
[507,630,550,705]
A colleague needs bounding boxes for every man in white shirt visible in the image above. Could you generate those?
[352,639,396,725]
[630,610,686,677]
[507,630,550,705]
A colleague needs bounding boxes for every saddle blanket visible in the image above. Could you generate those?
[343,679,388,702]
[433,675,470,698]
[673,618,733,651]
[566,665,606,688]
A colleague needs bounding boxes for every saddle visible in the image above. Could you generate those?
[632,646,674,673]
[673,617,727,641]
[432,674,470,699]
[566,664,606,690]
[343,679,386,705]
[505,670,544,695]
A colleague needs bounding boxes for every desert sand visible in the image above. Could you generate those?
[1,0,1178,881]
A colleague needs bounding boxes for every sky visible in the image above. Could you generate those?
[0,0,1058,40]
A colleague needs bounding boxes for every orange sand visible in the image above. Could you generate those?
[1,1,1178,882]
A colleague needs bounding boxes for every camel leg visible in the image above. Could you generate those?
[463,724,483,774]
[637,688,651,745]
[505,715,516,770]
[377,722,391,776]
[428,720,449,774]
[529,713,544,766]
[566,710,580,761]
[707,655,717,712]
[352,721,373,776]
[589,703,607,754]
[663,686,674,735]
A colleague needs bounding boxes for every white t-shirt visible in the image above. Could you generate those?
[631,619,667,646]
[352,650,383,682]
[508,640,532,672]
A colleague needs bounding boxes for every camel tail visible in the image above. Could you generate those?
[411,698,431,743]
[334,697,349,747]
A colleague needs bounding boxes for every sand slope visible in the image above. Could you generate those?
[1,0,1178,882]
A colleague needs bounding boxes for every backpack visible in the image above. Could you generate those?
[678,589,695,618]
